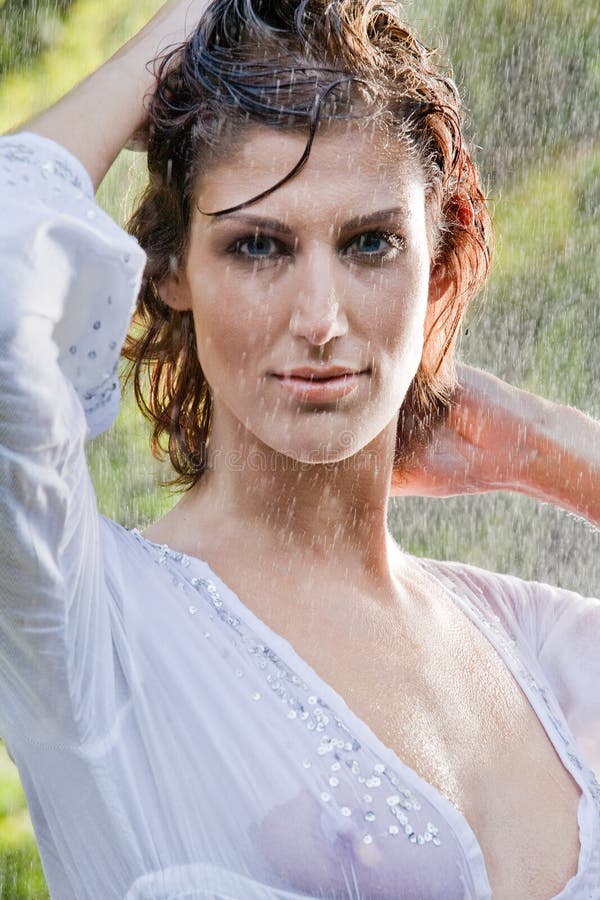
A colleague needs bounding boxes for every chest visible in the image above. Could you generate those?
[259,589,582,900]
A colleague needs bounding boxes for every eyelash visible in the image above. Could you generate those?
[226,230,407,264]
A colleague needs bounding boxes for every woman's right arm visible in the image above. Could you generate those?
[13,0,211,190]
[0,132,145,747]
[0,1,209,746]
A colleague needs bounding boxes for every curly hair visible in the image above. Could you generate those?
[124,0,493,488]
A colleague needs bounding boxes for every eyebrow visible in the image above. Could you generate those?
[342,207,412,231]
[207,207,411,234]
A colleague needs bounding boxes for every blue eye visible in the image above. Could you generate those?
[344,231,406,260]
[355,233,390,254]
[236,236,279,257]
[344,231,406,262]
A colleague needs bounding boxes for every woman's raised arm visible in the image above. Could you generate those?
[0,2,215,746]
[12,0,210,190]
[392,364,600,530]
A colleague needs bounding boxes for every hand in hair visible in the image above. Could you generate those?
[391,363,600,528]
[10,0,211,189]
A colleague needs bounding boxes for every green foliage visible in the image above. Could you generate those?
[0,845,49,900]
[462,147,600,414]
[418,0,600,187]
[0,0,74,76]
[0,0,161,133]
[0,743,48,898]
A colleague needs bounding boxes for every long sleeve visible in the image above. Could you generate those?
[0,132,146,747]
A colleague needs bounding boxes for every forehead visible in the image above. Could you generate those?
[194,123,426,228]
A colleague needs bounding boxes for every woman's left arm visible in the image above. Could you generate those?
[392,363,600,529]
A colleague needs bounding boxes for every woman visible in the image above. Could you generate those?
[1,1,599,898]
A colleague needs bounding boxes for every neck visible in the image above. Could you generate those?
[180,414,399,580]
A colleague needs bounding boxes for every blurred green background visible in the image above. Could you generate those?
[0,0,599,894]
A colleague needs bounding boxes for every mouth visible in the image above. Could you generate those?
[270,366,370,402]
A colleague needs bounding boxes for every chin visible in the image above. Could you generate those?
[244,393,402,469]
[259,416,390,470]
[276,444,355,467]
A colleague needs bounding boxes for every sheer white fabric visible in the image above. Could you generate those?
[1,132,599,900]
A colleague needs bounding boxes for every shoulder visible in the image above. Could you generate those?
[417,554,599,657]
[98,516,160,589]
[417,553,594,605]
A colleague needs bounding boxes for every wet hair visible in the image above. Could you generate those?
[124,0,493,487]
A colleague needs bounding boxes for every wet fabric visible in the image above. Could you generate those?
[1,132,599,899]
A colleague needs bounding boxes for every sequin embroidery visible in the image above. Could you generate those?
[131,532,444,851]
[0,141,88,192]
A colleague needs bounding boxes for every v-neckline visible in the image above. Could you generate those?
[129,526,593,899]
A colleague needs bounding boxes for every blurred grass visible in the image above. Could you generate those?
[0,0,162,132]
[0,0,74,77]
[476,146,600,409]
[1,0,599,894]
[0,743,47,899]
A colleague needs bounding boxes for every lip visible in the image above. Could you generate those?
[271,366,369,402]
[275,365,365,380]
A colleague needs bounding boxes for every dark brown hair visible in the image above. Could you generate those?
[124,0,493,487]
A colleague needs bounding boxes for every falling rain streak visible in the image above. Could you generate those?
[0,1,598,898]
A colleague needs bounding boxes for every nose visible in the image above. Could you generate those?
[288,247,348,346]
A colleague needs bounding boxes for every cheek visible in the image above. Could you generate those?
[187,266,279,395]
[364,259,430,362]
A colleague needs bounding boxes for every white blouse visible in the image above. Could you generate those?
[1,132,599,900]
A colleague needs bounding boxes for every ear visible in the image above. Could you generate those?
[428,261,453,305]
[156,267,193,312]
